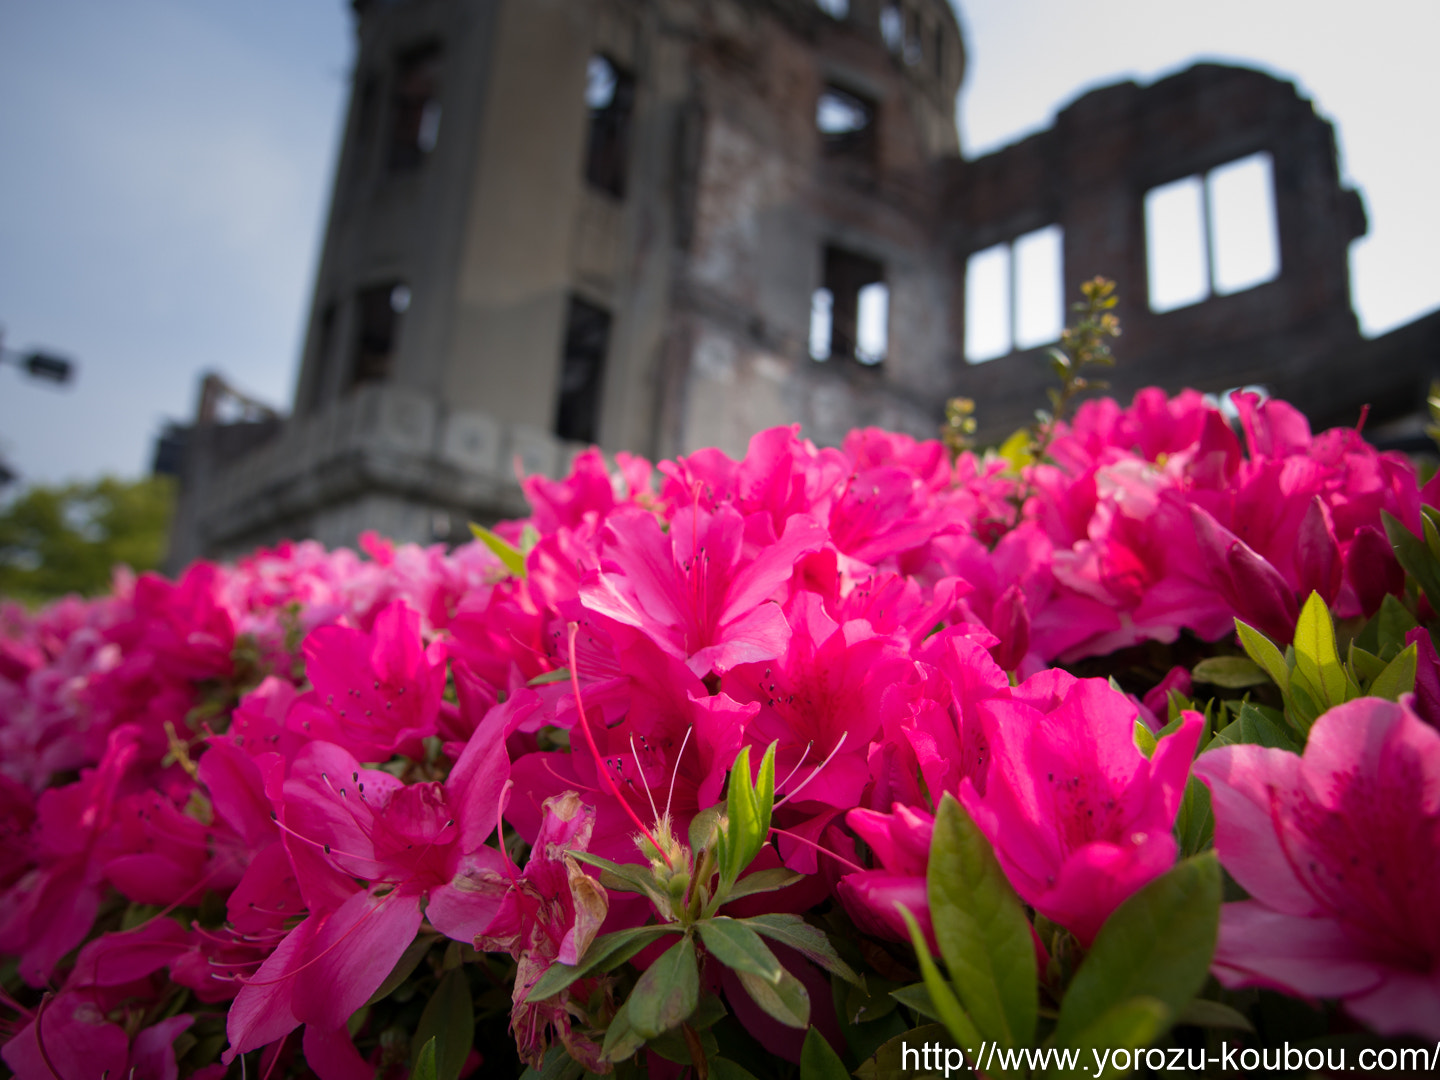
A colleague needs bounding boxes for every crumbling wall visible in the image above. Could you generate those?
[943,64,1372,442]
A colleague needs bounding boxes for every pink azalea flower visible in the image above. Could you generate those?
[0,725,142,985]
[1194,696,1440,1039]
[836,803,935,947]
[959,675,1203,946]
[724,592,910,814]
[476,791,610,1071]
[580,504,826,677]
[3,994,194,1080]
[224,701,513,1063]
[286,599,446,762]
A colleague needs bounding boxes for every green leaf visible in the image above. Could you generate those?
[1175,998,1255,1032]
[889,983,941,1023]
[627,936,700,1040]
[1053,998,1167,1079]
[854,1024,950,1080]
[366,933,436,1006]
[736,964,810,1029]
[412,968,473,1080]
[1234,620,1291,695]
[801,1026,851,1080]
[689,803,724,855]
[469,522,526,577]
[1209,701,1301,752]
[518,1046,584,1080]
[845,977,900,1026]
[723,744,776,886]
[1173,776,1213,859]
[413,1037,439,1080]
[1377,593,1420,656]
[1132,720,1157,759]
[1424,508,1440,565]
[1286,675,1323,730]
[897,905,984,1059]
[600,996,646,1063]
[1348,642,1387,684]
[648,1023,719,1066]
[1190,656,1270,689]
[526,924,682,1002]
[526,667,572,687]
[1369,642,1418,701]
[1051,854,1220,1048]
[926,794,1036,1049]
[566,850,673,914]
[711,1059,764,1080]
[1293,592,1346,708]
[697,918,786,984]
[1383,510,1440,613]
[743,913,864,987]
[725,866,805,902]
[996,429,1035,472]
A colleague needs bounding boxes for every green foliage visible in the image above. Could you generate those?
[1050,855,1220,1047]
[940,276,1121,466]
[1234,591,1418,738]
[1031,277,1121,461]
[0,475,174,603]
[926,795,1036,1050]
[800,1025,851,1080]
[468,521,533,577]
[412,1037,439,1080]
[940,396,978,458]
[529,741,867,1072]
[891,805,1219,1079]
[412,968,473,1080]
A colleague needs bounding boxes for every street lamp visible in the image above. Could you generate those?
[0,327,78,488]
[0,337,76,385]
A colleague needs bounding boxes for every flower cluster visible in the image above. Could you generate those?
[1,388,1435,1078]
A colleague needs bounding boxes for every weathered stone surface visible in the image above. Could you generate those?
[167,0,1435,568]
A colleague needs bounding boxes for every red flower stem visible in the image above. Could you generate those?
[566,622,672,868]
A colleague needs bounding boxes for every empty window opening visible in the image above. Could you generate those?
[1210,155,1281,294]
[350,75,380,184]
[964,225,1065,363]
[904,9,923,66]
[554,297,610,444]
[1145,152,1280,313]
[810,246,886,365]
[584,56,635,198]
[388,44,442,172]
[817,84,876,161]
[303,302,337,415]
[856,283,889,364]
[351,283,409,387]
[880,3,904,54]
[809,289,833,361]
[816,0,849,17]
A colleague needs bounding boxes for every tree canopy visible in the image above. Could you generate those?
[0,476,174,604]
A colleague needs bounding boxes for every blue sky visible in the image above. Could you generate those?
[0,0,1435,489]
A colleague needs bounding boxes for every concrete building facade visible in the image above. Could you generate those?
[166,0,1439,567]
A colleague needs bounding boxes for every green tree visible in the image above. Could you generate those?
[0,476,175,604]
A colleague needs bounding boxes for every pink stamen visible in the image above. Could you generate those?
[664,725,694,822]
[32,994,66,1080]
[769,824,866,875]
[774,732,848,809]
[238,888,404,988]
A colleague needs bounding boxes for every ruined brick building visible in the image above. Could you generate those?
[165,0,1440,566]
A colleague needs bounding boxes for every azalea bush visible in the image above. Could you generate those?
[3,383,1440,1080]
